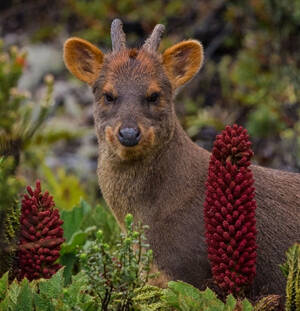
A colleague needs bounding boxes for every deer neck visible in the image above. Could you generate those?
[97,118,210,226]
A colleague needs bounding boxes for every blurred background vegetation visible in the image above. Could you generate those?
[0,0,299,239]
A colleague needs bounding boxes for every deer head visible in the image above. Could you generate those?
[64,19,204,162]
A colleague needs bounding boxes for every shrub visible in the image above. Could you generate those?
[164,280,253,311]
[79,214,158,310]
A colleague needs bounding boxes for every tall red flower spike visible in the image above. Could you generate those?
[17,180,65,281]
[204,124,257,295]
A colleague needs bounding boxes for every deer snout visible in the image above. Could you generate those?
[118,127,141,147]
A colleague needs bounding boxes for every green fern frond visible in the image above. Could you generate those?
[284,243,300,311]
[133,285,167,310]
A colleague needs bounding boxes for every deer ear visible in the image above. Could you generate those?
[163,40,204,89]
[64,37,104,85]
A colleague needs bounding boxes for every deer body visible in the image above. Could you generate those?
[64,19,300,296]
[98,116,300,295]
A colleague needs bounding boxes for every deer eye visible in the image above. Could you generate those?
[146,92,160,103]
[103,93,115,103]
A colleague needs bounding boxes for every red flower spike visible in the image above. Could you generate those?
[204,124,257,295]
[17,180,65,281]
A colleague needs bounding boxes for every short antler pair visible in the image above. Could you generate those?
[111,18,165,52]
[64,18,203,88]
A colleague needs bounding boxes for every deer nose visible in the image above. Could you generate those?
[118,127,141,147]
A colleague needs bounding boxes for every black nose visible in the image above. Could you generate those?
[118,127,141,147]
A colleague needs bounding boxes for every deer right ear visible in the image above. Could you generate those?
[63,37,104,85]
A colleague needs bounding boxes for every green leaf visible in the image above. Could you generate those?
[280,262,289,278]
[0,271,9,301]
[164,281,203,310]
[6,279,21,308]
[39,268,64,299]
[0,297,9,311]
[33,293,53,311]
[201,288,224,310]
[285,243,300,311]
[60,230,89,255]
[61,200,90,241]
[242,298,254,311]
[224,294,237,311]
[59,253,77,285]
[62,271,96,310]
[16,278,33,311]
[202,287,217,301]
[59,223,96,285]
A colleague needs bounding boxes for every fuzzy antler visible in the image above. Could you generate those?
[111,19,127,52]
[143,24,165,52]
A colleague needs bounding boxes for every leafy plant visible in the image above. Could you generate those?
[79,214,155,310]
[0,159,20,279]
[0,40,54,168]
[280,243,300,311]
[0,268,96,311]
[0,157,21,278]
[164,281,253,311]
[132,285,166,311]
[59,199,119,284]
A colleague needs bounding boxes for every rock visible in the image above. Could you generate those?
[18,44,63,90]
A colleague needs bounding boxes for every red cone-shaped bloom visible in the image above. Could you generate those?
[204,124,257,294]
[17,180,65,281]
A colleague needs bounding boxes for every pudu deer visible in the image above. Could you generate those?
[64,19,300,296]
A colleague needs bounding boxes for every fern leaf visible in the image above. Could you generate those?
[284,243,300,311]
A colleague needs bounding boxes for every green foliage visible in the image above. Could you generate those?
[61,199,93,242]
[0,43,26,137]
[65,0,186,43]
[183,0,300,167]
[0,158,20,278]
[0,41,54,163]
[0,203,20,279]
[222,1,300,144]
[80,214,155,310]
[280,243,300,311]
[0,39,58,203]
[132,285,166,311]
[41,165,87,211]
[59,199,119,284]
[0,268,96,311]
[0,157,22,211]
[164,281,253,311]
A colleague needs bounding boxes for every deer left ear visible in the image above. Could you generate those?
[163,40,204,90]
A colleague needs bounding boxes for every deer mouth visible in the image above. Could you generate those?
[105,124,155,160]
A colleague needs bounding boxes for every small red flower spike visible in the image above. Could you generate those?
[204,124,257,295]
[17,180,65,281]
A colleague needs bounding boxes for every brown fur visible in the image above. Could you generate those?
[64,35,300,297]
